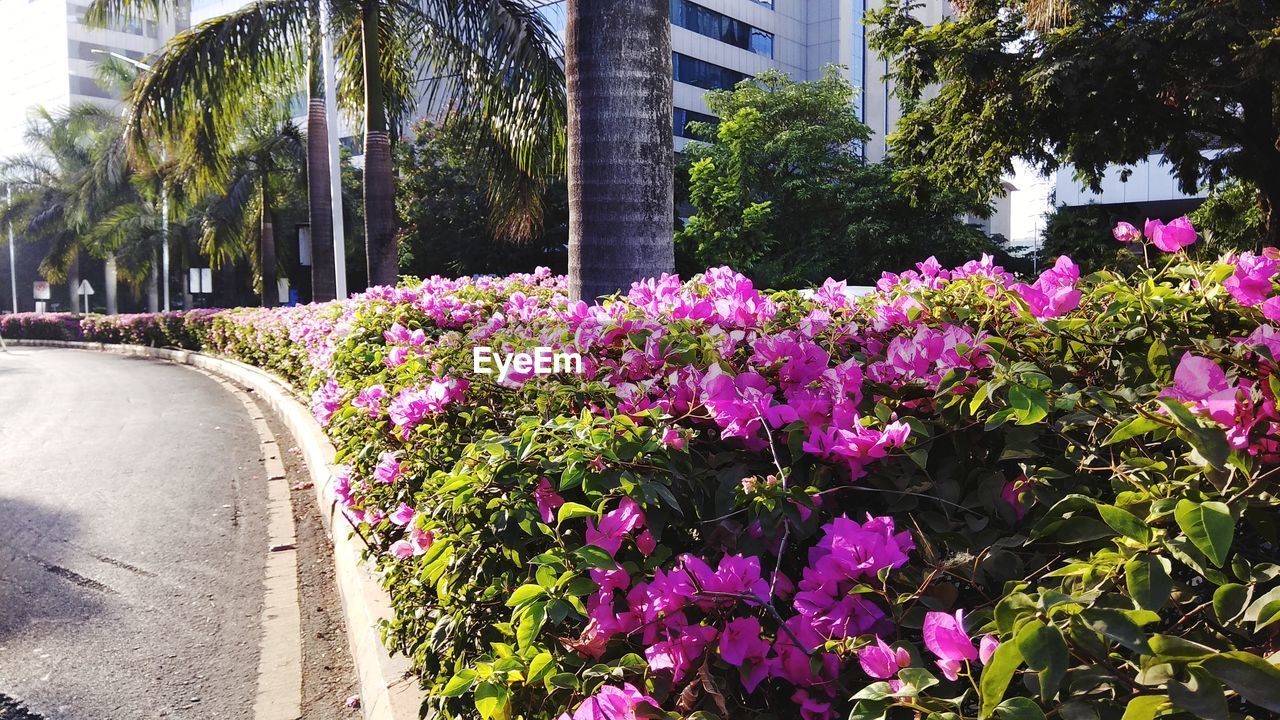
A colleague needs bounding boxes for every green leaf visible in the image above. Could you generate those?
[556,502,597,524]
[979,639,1024,718]
[516,602,546,649]
[548,672,579,689]
[1099,504,1152,544]
[1125,554,1173,611]
[1079,608,1151,654]
[1104,416,1165,445]
[1212,583,1248,623]
[1120,695,1167,720]
[1149,635,1216,659]
[895,667,939,697]
[573,545,617,570]
[441,669,477,697]
[1243,585,1280,624]
[1009,385,1049,425]
[1014,620,1067,701]
[505,584,546,607]
[993,697,1046,720]
[1174,499,1234,567]
[1199,651,1280,713]
[1168,665,1228,720]
[1157,398,1229,469]
[474,681,509,720]
[526,652,555,684]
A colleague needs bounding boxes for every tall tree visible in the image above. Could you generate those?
[869,0,1280,244]
[565,0,674,301]
[306,0,337,301]
[86,0,565,290]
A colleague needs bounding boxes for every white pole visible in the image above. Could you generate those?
[6,186,16,314]
[161,163,170,312]
[319,0,348,299]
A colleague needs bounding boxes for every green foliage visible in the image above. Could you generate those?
[868,0,1280,240]
[675,67,999,288]
[1041,204,1143,273]
[1190,180,1268,255]
[394,123,568,278]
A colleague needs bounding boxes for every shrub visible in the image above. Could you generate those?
[0,312,83,341]
[22,219,1280,720]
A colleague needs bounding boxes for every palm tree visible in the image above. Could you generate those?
[198,121,307,307]
[565,0,674,301]
[306,0,337,301]
[0,105,119,313]
[86,0,565,290]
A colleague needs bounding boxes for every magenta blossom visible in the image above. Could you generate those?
[719,617,771,692]
[858,637,912,680]
[1224,252,1279,307]
[1159,353,1238,426]
[980,635,1001,665]
[923,609,979,680]
[372,451,403,485]
[1011,255,1082,319]
[389,503,415,526]
[533,478,564,524]
[351,384,386,416]
[1264,297,1280,322]
[1150,216,1197,252]
[585,498,645,556]
[1001,475,1033,521]
[556,683,658,720]
[1113,221,1141,243]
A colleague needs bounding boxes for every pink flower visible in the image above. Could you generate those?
[979,635,1001,665]
[1011,256,1082,319]
[1224,252,1279,307]
[310,378,343,427]
[389,540,414,559]
[373,451,403,484]
[1144,217,1164,240]
[409,527,434,555]
[351,384,386,415]
[791,689,833,720]
[1001,475,1033,521]
[585,498,645,556]
[646,624,717,682]
[923,609,979,680]
[1160,353,1244,437]
[533,478,564,524]
[558,683,657,720]
[389,503,416,526]
[1264,297,1280,322]
[858,637,912,679]
[1113,221,1141,243]
[718,617,768,666]
[660,428,685,450]
[1150,216,1197,252]
[635,529,657,554]
[1244,325,1280,357]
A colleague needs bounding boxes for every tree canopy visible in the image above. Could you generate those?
[675,67,1002,288]
[868,0,1280,242]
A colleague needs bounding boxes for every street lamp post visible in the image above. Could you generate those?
[6,186,16,314]
[319,0,348,299]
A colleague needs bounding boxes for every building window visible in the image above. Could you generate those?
[70,75,114,100]
[670,0,774,58]
[749,0,774,7]
[673,107,719,140]
[673,53,749,91]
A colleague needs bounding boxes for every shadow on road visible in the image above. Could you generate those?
[0,496,107,644]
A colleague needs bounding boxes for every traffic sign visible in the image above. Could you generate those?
[77,279,95,296]
[33,281,50,300]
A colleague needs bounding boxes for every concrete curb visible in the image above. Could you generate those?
[10,339,426,720]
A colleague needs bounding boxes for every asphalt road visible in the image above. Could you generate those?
[0,347,269,720]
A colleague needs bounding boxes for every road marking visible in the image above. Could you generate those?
[195,369,303,720]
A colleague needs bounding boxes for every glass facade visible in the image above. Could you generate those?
[673,53,749,91]
[850,0,867,122]
[673,107,719,140]
[670,0,774,58]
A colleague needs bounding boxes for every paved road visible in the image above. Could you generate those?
[0,348,269,720]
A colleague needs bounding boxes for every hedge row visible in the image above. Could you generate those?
[6,221,1280,720]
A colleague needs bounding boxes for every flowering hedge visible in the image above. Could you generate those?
[0,312,83,341]
[13,218,1280,720]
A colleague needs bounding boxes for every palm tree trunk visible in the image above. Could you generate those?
[67,251,81,316]
[361,0,398,288]
[181,238,193,309]
[146,250,159,312]
[566,0,674,301]
[260,179,279,308]
[307,0,337,301]
[105,253,118,314]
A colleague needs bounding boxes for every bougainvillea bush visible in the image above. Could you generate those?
[0,312,83,341]
[18,218,1280,720]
